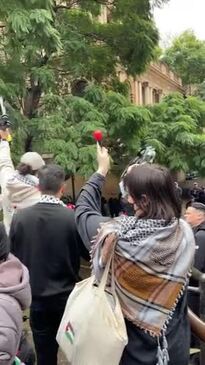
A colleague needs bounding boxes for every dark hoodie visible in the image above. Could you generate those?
[0,254,31,365]
[193,222,205,273]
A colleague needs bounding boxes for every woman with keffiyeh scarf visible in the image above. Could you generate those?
[75,144,195,365]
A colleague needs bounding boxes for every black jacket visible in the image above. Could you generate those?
[189,222,205,290]
[188,223,205,322]
[75,173,190,365]
[10,202,88,299]
[193,222,205,273]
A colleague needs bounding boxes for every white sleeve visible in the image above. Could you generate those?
[0,141,14,189]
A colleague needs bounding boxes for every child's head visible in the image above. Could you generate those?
[0,223,9,262]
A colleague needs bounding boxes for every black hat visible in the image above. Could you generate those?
[191,202,205,212]
[0,223,9,261]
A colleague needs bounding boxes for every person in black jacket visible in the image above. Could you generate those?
[185,202,205,355]
[10,164,88,365]
[185,202,205,280]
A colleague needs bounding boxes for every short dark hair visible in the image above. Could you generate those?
[38,164,65,195]
[123,163,181,221]
[191,202,205,212]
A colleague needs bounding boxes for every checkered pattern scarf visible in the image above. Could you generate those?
[92,216,195,338]
[39,195,66,206]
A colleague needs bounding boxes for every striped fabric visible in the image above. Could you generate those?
[92,216,195,337]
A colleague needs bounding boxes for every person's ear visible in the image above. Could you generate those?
[59,183,66,197]
[127,195,134,205]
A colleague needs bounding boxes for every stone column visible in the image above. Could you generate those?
[158,89,163,102]
[138,81,143,105]
[149,87,153,105]
[143,82,150,105]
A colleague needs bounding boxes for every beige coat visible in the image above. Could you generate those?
[0,141,41,233]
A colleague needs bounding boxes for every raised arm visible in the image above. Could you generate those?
[75,144,111,250]
[0,139,14,189]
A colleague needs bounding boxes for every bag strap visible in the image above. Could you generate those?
[98,250,113,292]
[98,235,117,293]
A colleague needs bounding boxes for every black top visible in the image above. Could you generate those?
[190,222,205,288]
[75,173,190,365]
[10,202,89,299]
[188,223,205,321]
[193,222,205,271]
[75,173,109,250]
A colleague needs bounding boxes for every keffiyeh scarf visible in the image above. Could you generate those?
[92,216,195,364]
[10,172,39,187]
[39,195,66,206]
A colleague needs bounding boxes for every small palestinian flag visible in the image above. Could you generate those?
[65,321,75,344]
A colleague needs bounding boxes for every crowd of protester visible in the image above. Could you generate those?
[0,128,204,365]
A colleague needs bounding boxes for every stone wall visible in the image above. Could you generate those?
[118,62,184,106]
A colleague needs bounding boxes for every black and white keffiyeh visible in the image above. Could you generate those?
[92,216,195,365]
[9,172,39,187]
[39,195,66,206]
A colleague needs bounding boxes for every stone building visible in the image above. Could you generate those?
[99,5,184,106]
[50,4,185,199]
[118,62,184,106]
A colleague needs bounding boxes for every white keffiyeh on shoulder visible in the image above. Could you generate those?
[39,195,66,206]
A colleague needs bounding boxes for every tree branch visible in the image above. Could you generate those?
[54,0,78,11]
[54,0,116,12]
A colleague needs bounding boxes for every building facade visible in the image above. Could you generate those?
[99,5,184,106]
[118,62,184,106]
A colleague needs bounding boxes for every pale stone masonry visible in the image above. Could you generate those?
[118,62,184,106]
[99,5,184,106]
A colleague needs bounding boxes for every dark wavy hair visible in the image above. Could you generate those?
[0,223,9,262]
[17,163,35,176]
[123,163,181,221]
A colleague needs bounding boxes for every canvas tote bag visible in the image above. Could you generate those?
[56,254,128,365]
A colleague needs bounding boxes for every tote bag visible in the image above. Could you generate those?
[56,254,128,365]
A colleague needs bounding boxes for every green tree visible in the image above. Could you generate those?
[38,89,205,177]
[0,0,161,165]
[147,93,205,175]
[162,30,205,85]
[195,81,205,101]
[36,85,152,176]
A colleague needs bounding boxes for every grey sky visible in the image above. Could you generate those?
[154,0,205,43]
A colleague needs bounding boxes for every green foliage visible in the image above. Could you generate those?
[195,81,205,101]
[30,86,151,176]
[162,30,205,85]
[148,93,205,174]
[0,0,161,175]
[2,0,204,178]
